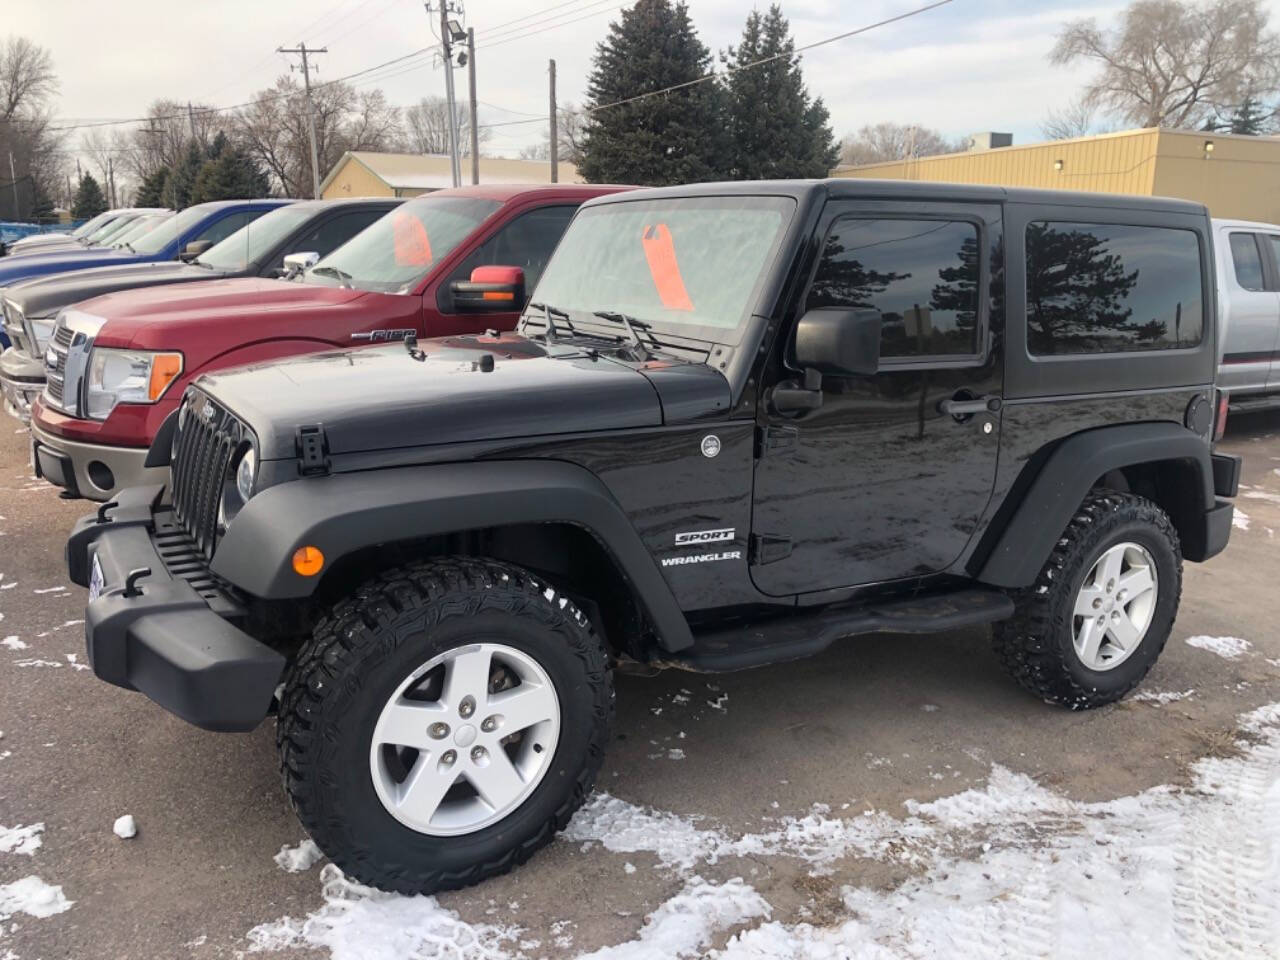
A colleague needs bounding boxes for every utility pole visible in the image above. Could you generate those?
[107,157,116,209]
[467,28,479,185]
[8,152,19,221]
[549,59,558,183]
[427,3,462,187]
[187,101,197,140]
[278,42,328,198]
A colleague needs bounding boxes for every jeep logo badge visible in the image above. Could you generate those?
[700,435,721,458]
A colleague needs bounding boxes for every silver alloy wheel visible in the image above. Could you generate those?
[1071,541,1159,671]
[369,642,561,836]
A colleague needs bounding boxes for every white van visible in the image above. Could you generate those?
[1215,218,1280,408]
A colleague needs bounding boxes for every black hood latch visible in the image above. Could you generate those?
[296,424,331,477]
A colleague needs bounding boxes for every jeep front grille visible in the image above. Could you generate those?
[170,391,245,558]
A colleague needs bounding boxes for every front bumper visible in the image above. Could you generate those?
[67,485,285,732]
[0,347,43,423]
[31,419,163,501]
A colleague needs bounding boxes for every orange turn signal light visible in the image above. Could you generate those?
[148,353,183,401]
[481,290,515,301]
[292,545,325,577]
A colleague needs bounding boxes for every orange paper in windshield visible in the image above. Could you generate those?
[641,223,694,311]
[392,211,433,267]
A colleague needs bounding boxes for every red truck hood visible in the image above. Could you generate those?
[83,277,369,349]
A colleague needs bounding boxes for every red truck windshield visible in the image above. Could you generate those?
[305,195,501,294]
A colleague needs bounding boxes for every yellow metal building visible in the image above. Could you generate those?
[319,151,581,199]
[833,128,1280,223]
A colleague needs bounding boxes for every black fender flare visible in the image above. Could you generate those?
[210,459,695,651]
[974,422,1214,588]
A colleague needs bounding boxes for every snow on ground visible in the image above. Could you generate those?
[248,701,1280,959]
[1185,635,1252,659]
[1129,688,1195,704]
[0,824,42,856]
[0,638,24,651]
[274,839,324,873]
[0,876,72,921]
[112,815,137,840]
[1233,508,1251,530]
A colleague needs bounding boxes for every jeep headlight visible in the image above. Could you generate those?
[85,349,183,420]
[236,446,256,501]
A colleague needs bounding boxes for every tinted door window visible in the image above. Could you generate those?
[193,211,254,248]
[1269,235,1280,283]
[1026,221,1203,355]
[442,205,577,310]
[1230,232,1266,291]
[807,218,981,359]
[290,210,387,261]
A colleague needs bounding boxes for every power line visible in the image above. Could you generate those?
[474,0,594,36]
[476,0,619,44]
[475,3,624,51]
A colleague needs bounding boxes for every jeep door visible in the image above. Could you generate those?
[1217,226,1280,395]
[750,199,1004,596]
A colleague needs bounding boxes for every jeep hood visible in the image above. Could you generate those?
[82,277,367,348]
[196,334,729,459]
[6,260,218,319]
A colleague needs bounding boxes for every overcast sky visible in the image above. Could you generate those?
[10,0,1280,163]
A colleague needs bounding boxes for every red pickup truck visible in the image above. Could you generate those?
[30,183,628,500]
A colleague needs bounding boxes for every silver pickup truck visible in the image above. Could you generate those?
[1215,217,1280,410]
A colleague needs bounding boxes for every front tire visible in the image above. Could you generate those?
[276,558,613,894]
[992,489,1182,709]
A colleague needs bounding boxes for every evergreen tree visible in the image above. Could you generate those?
[190,139,271,203]
[1227,96,1269,135]
[579,0,727,185]
[71,174,108,220]
[134,167,170,207]
[29,181,54,222]
[166,139,207,209]
[723,6,838,179]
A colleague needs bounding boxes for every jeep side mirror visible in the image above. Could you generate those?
[794,308,882,377]
[178,240,213,262]
[281,251,320,277]
[772,309,882,415]
[450,265,526,313]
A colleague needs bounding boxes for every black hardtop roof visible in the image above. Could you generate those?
[581,178,1207,216]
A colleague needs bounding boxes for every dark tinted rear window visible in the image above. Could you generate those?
[1026,221,1203,356]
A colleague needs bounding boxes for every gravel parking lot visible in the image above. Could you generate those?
[2,413,1280,959]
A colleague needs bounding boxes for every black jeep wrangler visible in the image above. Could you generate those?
[66,180,1240,892]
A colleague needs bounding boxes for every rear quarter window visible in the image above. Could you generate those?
[1026,221,1204,356]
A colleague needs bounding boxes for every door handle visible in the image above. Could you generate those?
[938,394,1002,417]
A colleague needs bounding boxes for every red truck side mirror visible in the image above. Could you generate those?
[450,265,526,313]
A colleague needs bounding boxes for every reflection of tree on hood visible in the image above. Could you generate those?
[1027,224,1141,353]
[807,233,908,309]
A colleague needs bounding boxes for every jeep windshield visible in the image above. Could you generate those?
[303,195,501,294]
[196,204,314,271]
[525,195,795,344]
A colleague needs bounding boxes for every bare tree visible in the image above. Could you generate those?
[0,36,65,219]
[236,76,409,197]
[520,102,586,165]
[1051,0,1280,129]
[1041,96,1111,140]
[839,123,962,166]
[118,99,220,182]
[403,96,488,157]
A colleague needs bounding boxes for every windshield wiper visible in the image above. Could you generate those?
[527,301,574,341]
[121,242,136,253]
[190,257,215,270]
[592,310,658,360]
[311,265,353,289]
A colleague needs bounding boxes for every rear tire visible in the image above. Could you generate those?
[992,489,1182,709]
[276,558,613,894]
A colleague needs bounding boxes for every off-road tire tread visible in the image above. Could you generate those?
[275,557,613,894]
[992,489,1182,710]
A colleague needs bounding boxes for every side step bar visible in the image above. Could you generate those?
[670,588,1015,673]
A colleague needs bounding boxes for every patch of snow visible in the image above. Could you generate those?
[706,694,729,711]
[0,637,25,650]
[564,793,722,871]
[578,877,768,960]
[623,862,636,875]
[112,815,136,840]
[0,582,14,591]
[246,863,518,957]
[63,654,87,671]
[12,659,61,668]
[1233,508,1251,530]
[0,824,43,856]
[1242,489,1280,505]
[1185,635,1252,659]
[31,586,66,595]
[183,934,208,948]
[921,703,940,712]
[273,839,323,873]
[667,749,686,761]
[0,876,72,920]
[1130,688,1195,704]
